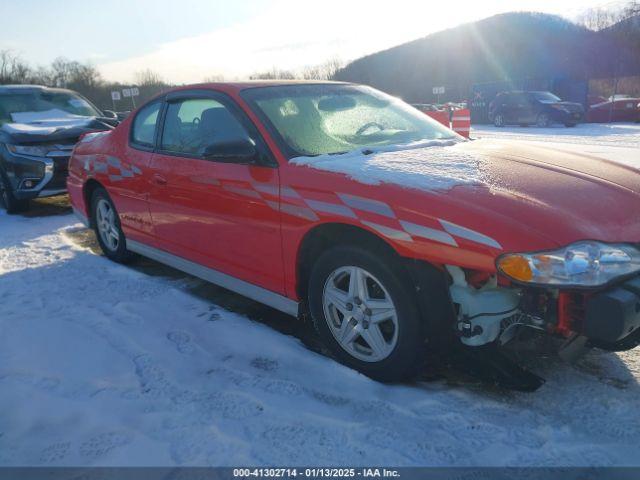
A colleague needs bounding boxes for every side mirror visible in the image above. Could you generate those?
[102,110,118,119]
[202,138,257,163]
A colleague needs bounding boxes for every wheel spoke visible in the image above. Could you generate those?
[325,285,349,313]
[98,202,108,221]
[366,298,395,324]
[339,318,360,345]
[360,325,388,358]
[348,267,368,301]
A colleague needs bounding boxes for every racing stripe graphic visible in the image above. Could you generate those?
[80,158,501,251]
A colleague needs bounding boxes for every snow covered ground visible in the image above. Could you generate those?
[1,124,640,467]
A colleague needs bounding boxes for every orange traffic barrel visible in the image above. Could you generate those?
[451,109,471,138]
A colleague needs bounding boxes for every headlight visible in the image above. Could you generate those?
[497,241,640,287]
[7,144,51,157]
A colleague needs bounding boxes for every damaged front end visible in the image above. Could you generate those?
[444,243,640,390]
[0,121,113,201]
[0,85,116,206]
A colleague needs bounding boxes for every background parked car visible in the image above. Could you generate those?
[587,94,640,123]
[0,85,116,213]
[489,91,584,127]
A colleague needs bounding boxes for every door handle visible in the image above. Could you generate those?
[152,174,167,186]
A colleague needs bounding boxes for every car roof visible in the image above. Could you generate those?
[167,80,351,95]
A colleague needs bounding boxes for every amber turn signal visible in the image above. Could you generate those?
[498,255,533,282]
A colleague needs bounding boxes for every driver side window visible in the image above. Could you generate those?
[160,98,249,156]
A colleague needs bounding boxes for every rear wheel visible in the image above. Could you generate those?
[0,172,29,214]
[91,187,134,263]
[493,114,505,127]
[308,245,428,382]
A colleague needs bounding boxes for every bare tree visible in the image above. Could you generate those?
[202,73,226,83]
[135,69,164,87]
[301,57,344,80]
[578,0,639,31]
[249,67,296,80]
[0,50,32,84]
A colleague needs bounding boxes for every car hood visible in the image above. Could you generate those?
[0,117,113,143]
[442,139,640,248]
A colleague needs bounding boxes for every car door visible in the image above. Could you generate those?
[111,99,162,239]
[507,93,529,124]
[146,90,285,295]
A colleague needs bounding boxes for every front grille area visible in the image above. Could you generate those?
[45,143,74,191]
[52,156,70,173]
[47,170,69,190]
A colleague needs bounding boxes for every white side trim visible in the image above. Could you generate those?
[399,220,458,246]
[361,220,413,242]
[337,193,396,218]
[305,199,357,219]
[126,240,300,318]
[439,220,502,249]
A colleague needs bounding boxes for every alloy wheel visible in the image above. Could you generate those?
[322,266,399,362]
[96,198,119,251]
[537,114,550,127]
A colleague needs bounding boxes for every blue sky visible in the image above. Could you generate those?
[0,0,611,83]
[0,0,271,63]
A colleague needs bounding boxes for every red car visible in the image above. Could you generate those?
[587,95,640,123]
[68,82,640,383]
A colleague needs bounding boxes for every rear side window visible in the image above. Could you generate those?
[131,101,161,147]
[160,98,249,156]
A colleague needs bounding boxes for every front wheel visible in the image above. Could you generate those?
[536,113,551,127]
[493,114,505,127]
[308,245,428,382]
[0,172,29,214]
[91,187,134,263]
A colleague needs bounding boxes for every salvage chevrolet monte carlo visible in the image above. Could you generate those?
[67,81,640,383]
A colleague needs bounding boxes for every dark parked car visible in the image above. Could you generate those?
[489,91,584,128]
[0,85,117,213]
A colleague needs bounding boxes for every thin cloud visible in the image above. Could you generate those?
[97,0,610,83]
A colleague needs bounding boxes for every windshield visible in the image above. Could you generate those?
[242,84,460,157]
[0,90,102,125]
[530,91,561,103]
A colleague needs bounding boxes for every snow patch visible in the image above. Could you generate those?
[1,212,640,466]
[2,109,94,136]
[290,140,486,191]
[10,109,86,123]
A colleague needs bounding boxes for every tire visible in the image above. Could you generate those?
[536,113,551,127]
[0,171,29,214]
[90,187,134,263]
[493,114,505,127]
[307,245,428,382]
[564,123,577,128]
